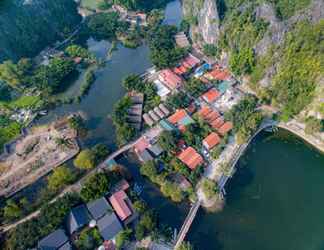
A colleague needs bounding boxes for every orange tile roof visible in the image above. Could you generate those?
[178,147,204,170]
[205,110,221,123]
[202,89,221,103]
[198,106,212,118]
[203,132,221,150]
[206,68,230,81]
[211,117,225,129]
[218,121,233,136]
[109,190,132,221]
[159,69,183,90]
[168,109,188,125]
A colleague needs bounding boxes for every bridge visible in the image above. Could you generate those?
[174,201,201,249]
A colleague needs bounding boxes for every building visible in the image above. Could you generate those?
[173,54,200,76]
[87,197,113,221]
[66,204,91,235]
[148,143,164,157]
[159,69,183,90]
[109,190,134,222]
[203,132,221,150]
[154,79,171,99]
[97,212,123,241]
[143,113,154,127]
[204,65,230,81]
[211,117,225,130]
[38,229,71,250]
[159,104,170,116]
[168,109,194,128]
[218,121,233,136]
[154,107,166,119]
[202,88,221,104]
[178,147,204,170]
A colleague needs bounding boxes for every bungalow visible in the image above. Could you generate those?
[168,109,194,128]
[153,107,166,119]
[218,121,233,136]
[66,204,91,235]
[159,103,170,116]
[159,69,183,90]
[38,229,71,250]
[97,212,123,241]
[204,65,230,81]
[175,32,190,48]
[109,190,135,222]
[178,147,204,170]
[203,132,221,151]
[148,143,164,157]
[87,197,113,221]
[202,88,221,104]
[143,113,154,127]
[154,79,171,99]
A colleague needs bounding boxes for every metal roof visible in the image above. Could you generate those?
[87,197,113,221]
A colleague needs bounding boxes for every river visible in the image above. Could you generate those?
[187,130,324,250]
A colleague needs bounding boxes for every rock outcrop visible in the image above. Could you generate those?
[183,0,220,44]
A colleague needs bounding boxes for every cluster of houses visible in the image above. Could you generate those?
[37,180,137,250]
[112,4,147,26]
[142,103,170,127]
[127,92,144,130]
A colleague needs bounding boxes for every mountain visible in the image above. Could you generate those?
[0,0,82,62]
[183,0,324,120]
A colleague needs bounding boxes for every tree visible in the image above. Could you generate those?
[74,149,96,169]
[167,92,191,109]
[203,44,218,57]
[229,47,255,76]
[122,74,144,92]
[201,178,218,200]
[140,160,158,179]
[65,44,93,59]
[176,242,194,250]
[68,114,87,134]
[0,60,22,88]
[157,131,178,152]
[55,137,74,150]
[133,199,147,214]
[80,173,110,202]
[92,143,110,164]
[184,78,207,98]
[47,165,74,191]
[115,228,132,250]
[3,199,22,220]
[160,181,184,202]
[305,117,322,135]
[75,228,102,250]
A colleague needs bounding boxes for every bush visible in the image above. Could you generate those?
[305,117,323,135]
[47,165,74,191]
[74,149,96,169]
[201,178,218,200]
[80,173,110,202]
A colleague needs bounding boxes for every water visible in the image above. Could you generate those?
[163,0,183,27]
[188,130,324,250]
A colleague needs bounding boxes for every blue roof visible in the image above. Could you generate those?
[38,229,69,250]
[97,212,123,240]
[87,197,112,221]
[195,63,212,76]
[105,158,117,168]
[218,81,231,94]
[66,205,91,235]
[179,116,194,126]
[159,120,176,131]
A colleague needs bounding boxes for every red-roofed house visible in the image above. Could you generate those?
[211,117,225,129]
[205,68,230,81]
[134,136,150,153]
[202,88,221,103]
[205,110,221,123]
[218,122,233,136]
[178,147,204,170]
[159,69,183,90]
[168,109,194,127]
[198,106,212,118]
[203,132,221,150]
[109,191,133,221]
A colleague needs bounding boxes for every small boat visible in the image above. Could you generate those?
[39,110,48,116]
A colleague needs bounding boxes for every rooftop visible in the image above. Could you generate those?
[66,204,91,235]
[168,109,194,127]
[159,69,183,90]
[218,121,233,136]
[87,197,113,221]
[202,88,221,103]
[38,229,69,250]
[178,147,204,170]
[203,132,221,150]
[109,190,133,221]
[97,212,123,241]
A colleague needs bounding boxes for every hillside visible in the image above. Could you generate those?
[0,0,82,62]
[183,0,324,121]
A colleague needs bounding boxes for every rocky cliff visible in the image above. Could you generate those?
[182,0,220,44]
[0,0,82,62]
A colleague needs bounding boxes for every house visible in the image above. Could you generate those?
[168,109,194,128]
[66,204,91,235]
[134,137,150,154]
[194,63,212,78]
[97,212,123,241]
[218,121,233,136]
[38,229,71,250]
[154,79,171,99]
[203,132,221,150]
[202,88,221,104]
[148,110,160,122]
[87,197,113,221]
[143,113,154,127]
[204,65,231,81]
[159,69,183,90]
[159,119,176,131]
[154,107,166,119]
[138,149,154,162]
[173,54,200,75]
[109,190,134,221]
[211,117,225,130]
[159,104,170,116]
[148,143,164,157]
[178,147,204,170]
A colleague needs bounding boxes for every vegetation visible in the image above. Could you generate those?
[74,149,96,169]
[157,130,178,152]
[270,0,311,19]
[269,21,324,120]
[147,25,186,69]
[86,12,128,40]
[68,114,87,134]
[80,172,110,202]
[113,0,171,11]
[203,44,218,58]
[184,78,208,98]
[74,227,103,250]
[166,92,191,109]
[135,210,158,240]
[305,117,323,135]
[201,178,218,200]
[112,96,136,145]
[115,228,133,250]
[0,117,21,150]
[65,44,94,60]
[176,241,194,250]
[47,165,75,191]
[160,181,184,202]
[5,193,81,250]
[225,95,263,143]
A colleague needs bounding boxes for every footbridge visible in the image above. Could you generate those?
[174,201,201,249]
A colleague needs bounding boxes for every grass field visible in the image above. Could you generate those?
[7,95,42,109]
[80,0,103,10]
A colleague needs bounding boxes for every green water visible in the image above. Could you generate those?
[188,130,324,250]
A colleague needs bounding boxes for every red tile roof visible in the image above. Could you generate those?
[134,137,150,153]
[203,132,221,150]
[202,89,221,103]
[205,110,221,123]
[168,109,188,125]
[206,68,230,81]
[218,121,233,136]
[211,117,225,129]
[178,147,204,170]
[198,106,212,118]
[159,69,183,90]
[109,190,132,221]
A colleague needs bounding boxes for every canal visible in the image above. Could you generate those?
[187,129,324,250]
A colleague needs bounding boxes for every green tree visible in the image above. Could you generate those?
[229,47,255,76]
[305,117,322,135]
[115,228,132,250]
[157,131,178,152]
[75,228,103,250]
[74,149,96,169]
[133,199,147,214]
[140,160,158,179]
[201,178,218,200]
[65,44,93,59]
[3,199,22,220]
[47,165,74,191]
[0,60,22,88]
[80,173,110,202]
[176,241,194,250]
